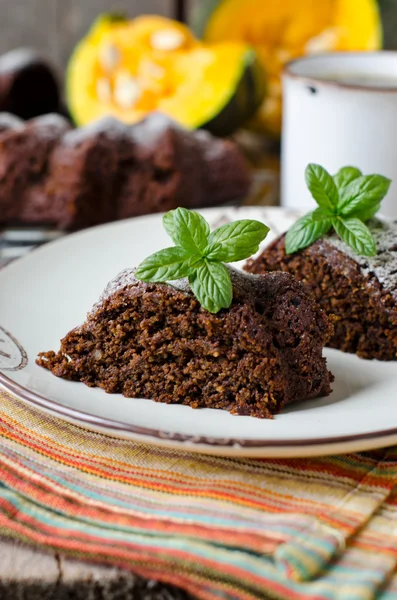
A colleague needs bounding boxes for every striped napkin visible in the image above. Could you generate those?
[1,388,397,600]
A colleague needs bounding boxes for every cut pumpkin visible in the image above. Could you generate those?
[192,0,382,135]
[67,14,265,136]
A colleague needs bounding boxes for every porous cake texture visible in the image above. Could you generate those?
[37,268,333,418]
[245,219,397,360]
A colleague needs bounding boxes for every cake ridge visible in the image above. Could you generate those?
[325,218,397,299]
[95,265,303,311]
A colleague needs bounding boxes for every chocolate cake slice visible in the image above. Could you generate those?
[245,218,397,360]
[37,268,333,419]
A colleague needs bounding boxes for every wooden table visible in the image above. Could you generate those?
[0,536,190,599]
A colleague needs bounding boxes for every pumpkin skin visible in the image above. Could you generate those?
[66,14,266,136]
[192,0,382,135]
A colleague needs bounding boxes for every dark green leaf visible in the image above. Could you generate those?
[348,202,381,223]
[311,207,332,221]
[162,211,177,239]
[338,175,391,216]
[305,164,339,212]
[333,166,362,189]
[285,212,332,255]
[162,207,210,253]
[188,260,233,313]
[135,246,194,282]
[201,241,219,257]
[186,253,203,268]
[332,217,376,256]
[205,220,270,262]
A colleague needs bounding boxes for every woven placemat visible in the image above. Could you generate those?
[1,387,397,599]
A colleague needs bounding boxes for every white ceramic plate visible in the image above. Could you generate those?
[1,206,397,458]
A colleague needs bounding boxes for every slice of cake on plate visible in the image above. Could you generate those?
[246,218,397,360]
[246,164,396,360]
[37,209,333,419]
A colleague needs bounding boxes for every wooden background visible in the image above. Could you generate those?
[1,0,397,73]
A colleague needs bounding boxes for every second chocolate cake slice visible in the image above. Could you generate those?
[245,218,397,360]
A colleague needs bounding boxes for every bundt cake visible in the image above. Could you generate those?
[0,112,251,230]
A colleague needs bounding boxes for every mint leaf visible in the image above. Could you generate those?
[285,212,332,255]
[162,211,177,239]
[311,207,331,221]
[338,175,391,215]
[135,246,194,282]
[332,217,376,256]
[333,166,362,189]
[348,202,380,223]
[188,260,233,313]
[305,164,339,212]
[201,241,219,257]
[205,220,269,262]
[286,163,390,257]
[162,208,210,254]
[187,253,203,268]
[140,208,272,313]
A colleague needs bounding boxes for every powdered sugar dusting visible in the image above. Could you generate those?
[0,113,23,133]
[28,113,71,138]
[91,264,296,317]
[327,218,397,297]
[95,268,139,306]
[92,268,194,314]
[29,113,70,129]
[62,116,131,147]
[0,48,42,73]
[129,112,181,147]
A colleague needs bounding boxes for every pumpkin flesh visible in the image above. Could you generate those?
[67,15,265,135]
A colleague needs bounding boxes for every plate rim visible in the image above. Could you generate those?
[2,371,397,452]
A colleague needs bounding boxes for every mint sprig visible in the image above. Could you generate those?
[332,217,376,256]
[285,164,391,256]
[189,261,233,314]
[163,209,209,254]
[135,207,269,313]
[305,163,339,211]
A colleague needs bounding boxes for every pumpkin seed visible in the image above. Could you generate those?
[114,72,141,109]
[99,43,120,70]
[96,78,112,103]
[150,29,185,51]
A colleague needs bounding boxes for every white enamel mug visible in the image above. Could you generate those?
[281,52,397,217]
